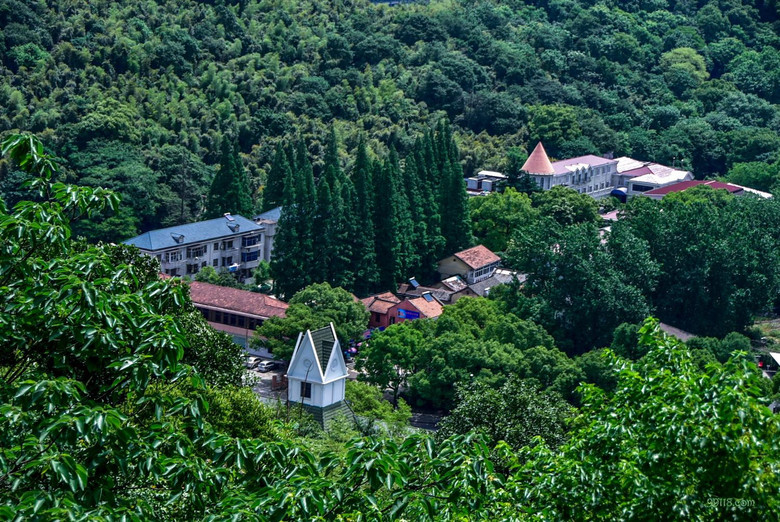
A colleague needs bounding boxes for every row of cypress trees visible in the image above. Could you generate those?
[268,121,471,299]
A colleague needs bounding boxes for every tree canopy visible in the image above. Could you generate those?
[1,0,777,242]
[253,282,369,360]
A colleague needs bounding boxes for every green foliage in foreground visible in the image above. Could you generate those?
[519,321,780,520]
[2,135,779,520]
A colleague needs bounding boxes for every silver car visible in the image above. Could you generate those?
[256,360,278,372]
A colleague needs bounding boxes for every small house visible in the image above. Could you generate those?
[286,324,350,428]
[438,245,501,284]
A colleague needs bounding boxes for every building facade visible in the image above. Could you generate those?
[124,214,265,284]
[286,324,350,428]
[520,142,698,201]
[521,142,617,199]
[188,281,288,350]
[438,244,501,284]
[253,206,281,263]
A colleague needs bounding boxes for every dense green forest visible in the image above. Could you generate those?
[3,134,780,520]
[2,0,780,517]
[1,0,778,241]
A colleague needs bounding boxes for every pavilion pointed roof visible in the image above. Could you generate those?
[521,142,555,175]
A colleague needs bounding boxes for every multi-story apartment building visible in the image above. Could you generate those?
[124,213,264,284]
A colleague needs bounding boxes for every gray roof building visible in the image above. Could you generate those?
[123,214,266,284]
[124,214,263,251]
[254,206,282,222]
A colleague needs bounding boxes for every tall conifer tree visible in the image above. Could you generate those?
[263,143,289,211]
[351,136,379,295]
[295,140,317,286]
[332,178,357,290]
[410,139,444,280]
[388,148,417,286]
[313,176,334,283]
[436,121,471,255]
[271,165,304,299]
[374,159,395,290]
[206,137,253,218]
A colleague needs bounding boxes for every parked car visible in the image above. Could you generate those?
[256,360,279,372]
[245,356,261,369]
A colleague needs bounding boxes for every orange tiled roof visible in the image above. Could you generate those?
[454,245,501,270]
[407,296,444,319]
[361,292,401,314]
[521,142,555,174]
[189,281,288,319]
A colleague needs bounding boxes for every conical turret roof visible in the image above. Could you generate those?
[521,142,555,175]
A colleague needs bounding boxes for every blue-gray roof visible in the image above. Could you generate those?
[254,206,282,222]
[123,214,263,251]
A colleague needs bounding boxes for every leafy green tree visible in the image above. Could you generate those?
[357,321,426,406]
[531,185,600,227]
[194,265,240,288]
[253,260,271,289]
[528,105,582,158]
[69,139,162,241]
[507,220,656,353]
[523,319,780,520]
[727,161,780,193]
[146,144,213,227]
[609,322,646,360]
[469,188,538,252]
[437,378,574,452]
[253,282,368,360]
[575,348,618,392]
[687,332,752,365]
[660,47,709,83]
[619,195,780,336]
[345,380,411,436]
[107,243,246,388]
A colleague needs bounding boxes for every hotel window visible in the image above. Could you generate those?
[224,240,234,249]
[212,259,218,267]
[222,256,233,266]
[164,251,181,262]
[300,382,312,399]
[213,242,219,251]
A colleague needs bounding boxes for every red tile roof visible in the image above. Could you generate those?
[521,142,555,174]
[361,292,401,314]
[407,296,444,319]
[454,245,501,270]
[643,180,743,196]
[189,281,288,319]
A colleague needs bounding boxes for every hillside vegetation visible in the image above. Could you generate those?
[2,134,779,520]
[1,0,778,240]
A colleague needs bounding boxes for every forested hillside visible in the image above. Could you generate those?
[1,0,778,241]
